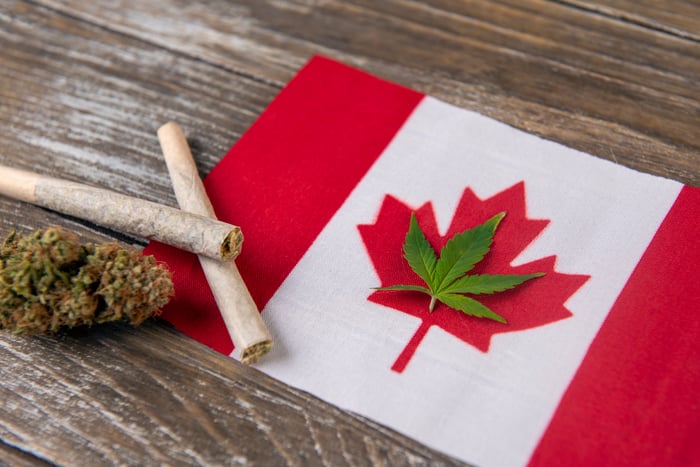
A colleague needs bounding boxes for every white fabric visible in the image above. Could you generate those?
[256,97,681,466]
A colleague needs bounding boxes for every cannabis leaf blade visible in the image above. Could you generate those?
[360,185,590,372]
[403,212,438,285]
[436,293,506,323]
[374,284,431,294]
[374,209,544,320]
[440,273,545,295]
[432,212,505,293]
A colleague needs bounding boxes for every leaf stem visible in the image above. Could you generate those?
[429,295,437,312]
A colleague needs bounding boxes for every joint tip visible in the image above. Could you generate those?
[240,340,273,365]
[221,227,244,260]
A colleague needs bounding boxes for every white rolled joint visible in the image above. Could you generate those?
[157,122,273,364]
[0,164,242,261]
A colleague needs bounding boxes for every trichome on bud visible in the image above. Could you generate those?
[0,227,174,334]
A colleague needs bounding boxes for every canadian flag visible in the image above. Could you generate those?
[146,56,699,466]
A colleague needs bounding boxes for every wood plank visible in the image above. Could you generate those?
[1,1,275,239]
[0,321,464,465]
[33,0,700,185]
[562,0,700,41]
[0,440,52,466]
[1,0,698,463]
[0,3,465,464]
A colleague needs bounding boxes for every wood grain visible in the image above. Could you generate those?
[0,2,466,464]
[565,0,700,41]
[1,1,274,238]
[1,0,698,464]
[32,0,700,185]
[0,440,52,467]
[0,321,462,465]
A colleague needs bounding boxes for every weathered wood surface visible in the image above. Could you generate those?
[567,0,700,40]
[1,322,462,465]
[31,0,700,185]
[0,0,698,465]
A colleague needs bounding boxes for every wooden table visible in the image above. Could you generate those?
[1,1,697,464]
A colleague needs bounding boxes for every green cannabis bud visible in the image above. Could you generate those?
[0,227,174,334]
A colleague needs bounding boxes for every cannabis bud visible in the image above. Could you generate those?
[0,227,174,334]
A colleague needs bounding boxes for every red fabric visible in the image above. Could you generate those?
[358,183,589,372]
[144,56,423,354]
[529,185,700,466]
[145,56,700,465]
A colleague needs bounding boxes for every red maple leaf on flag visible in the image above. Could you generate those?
[358,182,589,373]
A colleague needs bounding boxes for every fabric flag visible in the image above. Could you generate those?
[145,56,699,467]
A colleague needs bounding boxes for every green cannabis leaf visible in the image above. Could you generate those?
[375,212,544,323]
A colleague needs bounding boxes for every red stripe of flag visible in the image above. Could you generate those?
[529,185,700,466]
[145,56,423,353]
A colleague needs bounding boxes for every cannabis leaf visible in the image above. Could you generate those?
[360,185,590,372]
[375,212,544,323]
